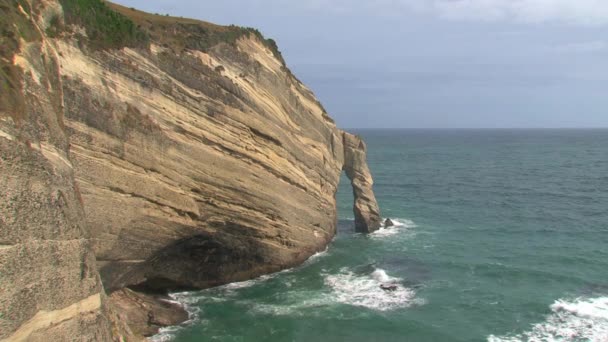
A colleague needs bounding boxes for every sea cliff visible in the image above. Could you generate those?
[0,0,381,340]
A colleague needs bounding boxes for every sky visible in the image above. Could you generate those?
[113,0,608,128]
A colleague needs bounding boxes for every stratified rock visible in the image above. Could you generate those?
[385,218,395,227]
[1,0,383,339]
[0,2,117,340]
[54,3,383,292]
[343,133,383,233]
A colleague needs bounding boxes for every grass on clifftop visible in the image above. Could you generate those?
[57,0,149,49]
[52,1,284,63]
[106,1,285,64]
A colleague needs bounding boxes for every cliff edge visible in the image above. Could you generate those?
[0,0,381,340]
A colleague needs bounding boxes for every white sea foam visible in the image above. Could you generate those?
[488,296,608,342]
[370,218,417,238]
[323,267,418,311]
[251,294,332,316]
[222,279,261,290]
[303,247,330,265]
[250,268,420,316]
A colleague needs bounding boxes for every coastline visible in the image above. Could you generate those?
[148,245,333,341]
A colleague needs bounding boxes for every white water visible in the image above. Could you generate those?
[150,218,417,340]
[370,218,416,238]
[149,245,333,340]
[488,296,608,342]
[323,267,419,311]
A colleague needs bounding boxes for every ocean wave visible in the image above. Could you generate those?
[488,296,608,342]
[323,267,419,311]
[303,246,330,265]
[249,267,420,316]
[150,247,334,339]
[370,218,417,238]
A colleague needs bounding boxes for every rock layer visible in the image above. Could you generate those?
[0,1,123,340]
[1,0,381,340]
[342,132,382,233]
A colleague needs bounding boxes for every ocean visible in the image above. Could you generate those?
[154,129,608,342]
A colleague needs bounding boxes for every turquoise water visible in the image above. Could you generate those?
[158,129,608,342]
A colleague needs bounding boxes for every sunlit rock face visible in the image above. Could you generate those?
[0,1,120,340]
[342,132,382,233]
[1,0,381,339]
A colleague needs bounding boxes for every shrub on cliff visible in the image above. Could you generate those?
[58,0,149,49]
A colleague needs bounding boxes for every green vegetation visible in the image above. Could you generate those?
[0,0,38,121]
[107,2,285,64]
[58,0,149,49]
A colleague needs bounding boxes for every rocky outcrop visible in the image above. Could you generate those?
[1,0,381,339]
[343,133,382,233]
[108,289,188,338]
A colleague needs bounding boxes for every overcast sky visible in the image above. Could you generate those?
[114,0,608,128]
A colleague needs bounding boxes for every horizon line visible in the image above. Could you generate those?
[341,127,608,130]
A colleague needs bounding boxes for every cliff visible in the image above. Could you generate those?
[0,0,381,340]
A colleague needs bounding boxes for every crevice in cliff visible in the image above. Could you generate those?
[249,126,282,147]
[106,186,198,220]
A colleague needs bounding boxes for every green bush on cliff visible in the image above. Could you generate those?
[241,27,285,66]
[58,0,149,49]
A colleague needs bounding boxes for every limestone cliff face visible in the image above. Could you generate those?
[0,1,127,340]
[1,0,381,340]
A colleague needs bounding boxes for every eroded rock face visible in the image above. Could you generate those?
[55,9,382,292]
[0,1,118,340]
[342,133,382,233]
[1,0,382,339]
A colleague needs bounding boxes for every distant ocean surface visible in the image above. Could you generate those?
[155,129,608,342]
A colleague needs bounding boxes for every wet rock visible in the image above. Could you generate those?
[380,284,399,292]
[108,289,188,338]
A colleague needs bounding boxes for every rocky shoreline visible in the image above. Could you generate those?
[109,288,189,338]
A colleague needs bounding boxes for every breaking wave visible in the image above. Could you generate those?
[370,218,417,238]
[323,267,419,311]
[488,296,608,342]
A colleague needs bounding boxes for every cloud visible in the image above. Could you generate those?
[550,40,607,53]
[428,0,608,25]
[289,0,608,26]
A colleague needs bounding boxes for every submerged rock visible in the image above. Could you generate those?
[380,284,399,292]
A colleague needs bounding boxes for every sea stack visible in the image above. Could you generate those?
[0,0,381,340]
[343,133,383,233]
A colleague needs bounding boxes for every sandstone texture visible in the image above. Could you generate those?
[0,1,127,340]
[0,0,381,340]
